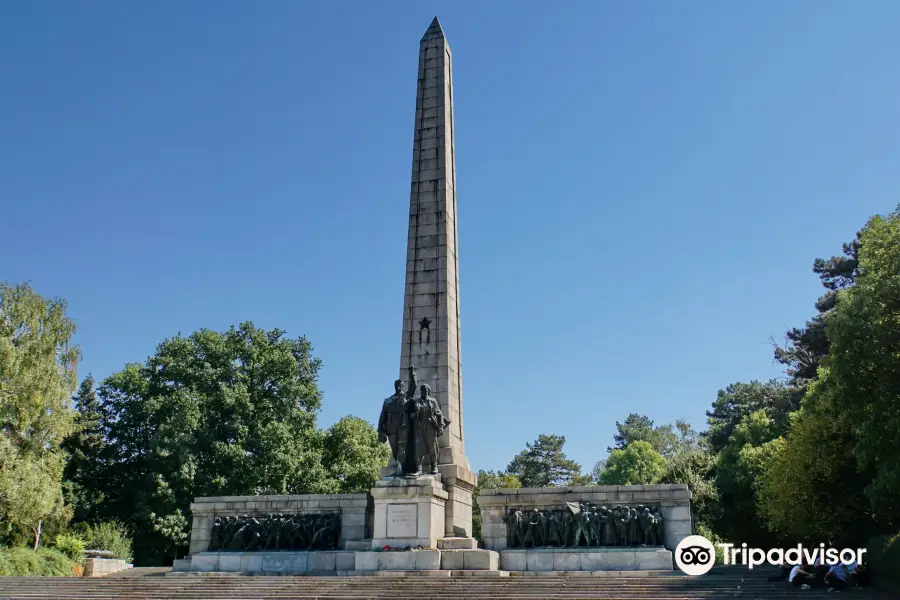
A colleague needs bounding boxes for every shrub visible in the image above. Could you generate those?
[0,547,77,576]
[72,521,133,561]
[53,533,86,561]
[865,532,900,585]
[695,523,727,565]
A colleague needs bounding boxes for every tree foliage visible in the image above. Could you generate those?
[506,434,582,487]
[322,415,391,494]
[713,410,782,546]
[773,230,861,388]
[150,510,190,562]
[658,430,718,530]
[609,414,678,457]
[761,208,900,543]
[61,376,105,522]
[757,391,874,544]
[704,381,795,454]
[476,470,522,491]
[823,209,900,523]
[473,470,521,542]
[0,283,79,548]
[0,438,70,549]
[597,441,666,486]
[93,322,329,565]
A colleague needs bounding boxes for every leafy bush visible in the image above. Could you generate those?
[696,523,727,565]
[71,521,133,561]
[52,533,85,561]
[0,547,77,576]
[865,532,900,585]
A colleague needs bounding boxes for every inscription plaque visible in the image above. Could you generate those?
[386,504,418,538]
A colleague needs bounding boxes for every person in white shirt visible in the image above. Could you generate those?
[789,564,816,589]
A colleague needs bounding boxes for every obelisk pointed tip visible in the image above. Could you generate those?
[422,16,445,40]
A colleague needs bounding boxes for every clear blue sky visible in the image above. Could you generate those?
[2,2,898,475]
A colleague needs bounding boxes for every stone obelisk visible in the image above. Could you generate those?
[400,17,476,538]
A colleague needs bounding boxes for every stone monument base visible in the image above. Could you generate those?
[499,548,673,572]
[181,551,358,574]
[174,548,501,574]
[370,476,447,549]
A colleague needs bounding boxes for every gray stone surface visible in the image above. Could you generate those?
[397,16,476,539]
[463,549,499,570]
[83,558,133,577]
[499,550,525,572]
[498,548,674,572]
[183,551,361,574]
[370,477,447,548]
[354,550,442,571]
[553,552,580,571]
[440,549,465,570]
[171,558,192,573]
[437,537,477,550]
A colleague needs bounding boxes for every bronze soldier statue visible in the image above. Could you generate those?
[412,382,450,474]
[377,377,411,476]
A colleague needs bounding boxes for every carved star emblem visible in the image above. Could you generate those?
[418,317,431,329]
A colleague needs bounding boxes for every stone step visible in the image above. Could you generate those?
[437,537,478,550]
[0,571,888,600]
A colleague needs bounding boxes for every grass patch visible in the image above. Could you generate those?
[0,547,78,576]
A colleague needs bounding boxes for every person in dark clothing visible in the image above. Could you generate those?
[848,561,871,588]
[825,563,849,591]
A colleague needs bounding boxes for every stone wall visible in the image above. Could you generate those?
[477,484,692,552]
[187,494,372,556]
[83,558,133,577]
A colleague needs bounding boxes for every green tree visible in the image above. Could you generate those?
[94,322,328,565]
[756,210,900,546]
[597,441,666,485]
[659,442,718,530]
[714,410,781,546]
[472,470,521,542]
[0,283,79,548]
[62,375,106,523]
[506,434,582,487]
[773,231,861,387]
[150,510,189,562]
[671,420,702,455]
[704,381,795,454]
[477,470,522,491]
[0,438,70,549]
[322,416,391,493]
[822,208,900,526]
[758,390,875,544]
[608,414,677,457]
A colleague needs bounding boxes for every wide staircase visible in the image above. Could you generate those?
[0,567,893,600]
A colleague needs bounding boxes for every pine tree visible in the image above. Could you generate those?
[62,375,105,522]
[506,434,582,487]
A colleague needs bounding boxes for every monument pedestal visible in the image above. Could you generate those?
[371,476,447,549]
[438,463,477,537]
[499,548,673,572]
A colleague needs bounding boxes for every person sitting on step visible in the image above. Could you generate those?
[853,560,872,588]
[788,563,818,589]
[825,562,850,592]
